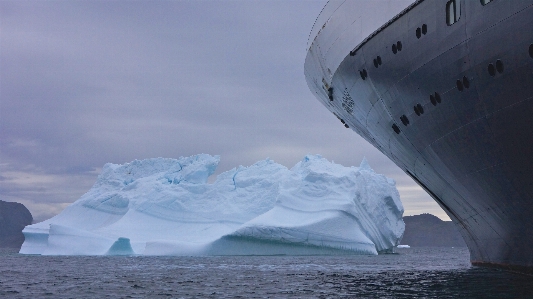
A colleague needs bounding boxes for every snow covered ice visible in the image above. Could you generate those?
[20,154,405,256]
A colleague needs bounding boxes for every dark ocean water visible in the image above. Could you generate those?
[1,247,533,298]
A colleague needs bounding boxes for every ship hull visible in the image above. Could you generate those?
[305,0,533,272]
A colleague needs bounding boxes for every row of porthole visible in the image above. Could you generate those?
[356,23,517,92]
[416,24,428,39]
[359,69,368,80]
[457,54,532,90]
[348,26,533,137]
[393,57,511,131]
[457,76,470,91]
[374,24,428,73]
[414,103,424,116]
[360,2,518,87]
[488,60,504,77]
[485,45,533,78]
[391,55,509,133]
[367,25,427,75]
[373,56,383,68]
[393,92,442,134]
[430,92,442,106]
[392,92,436,134]
[391,57,507,133]
[415,92,443,119]
[392,41,403,54]
[381,25,427,65]
[391,41,533,135]
[361,57,509,133]
[393,57,500,133]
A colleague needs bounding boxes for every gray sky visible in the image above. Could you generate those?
[0,0,447,222]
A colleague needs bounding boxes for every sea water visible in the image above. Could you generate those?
[1,247,532,298]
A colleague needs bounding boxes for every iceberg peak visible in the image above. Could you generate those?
[301,154,323,163]
[359,157,373,172]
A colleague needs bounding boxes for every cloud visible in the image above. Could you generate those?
[0,0,445,221]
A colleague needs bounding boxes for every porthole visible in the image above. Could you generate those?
[344,124,349,128]
[457,79,464,91]
[328,87,333,101]
[340,119,345,124]
[430,95,437,106]
[373,59,378,68]
[414,105,420,116]
[488,63,496,77]
[400,115,410,126]
[392,124,401,134]
[422,24,427,35]
[359,69,367,80]
[377,56,382,65]
[392,44,398,54]
[417,103,424,114]
[416,27,422,39]
[496,60,504,73]
[529,44,533,58]
[463,76,470,89]
[397,41,403,51]
[435,92,441,103]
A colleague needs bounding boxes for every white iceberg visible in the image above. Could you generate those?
[20,154,405,256]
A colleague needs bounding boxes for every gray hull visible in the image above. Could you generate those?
[305,0,533,273]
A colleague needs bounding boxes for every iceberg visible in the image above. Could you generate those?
[20,154,405,256]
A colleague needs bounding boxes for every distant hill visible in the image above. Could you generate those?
[0,200,33,249]
[400,213,466,247]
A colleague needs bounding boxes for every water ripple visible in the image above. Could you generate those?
[1,248,532,298]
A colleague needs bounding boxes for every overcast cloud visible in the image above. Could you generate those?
[0,0,446,222]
